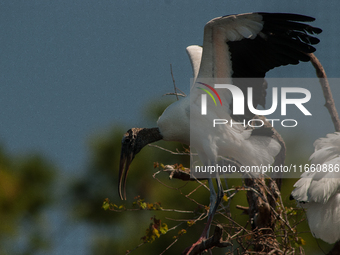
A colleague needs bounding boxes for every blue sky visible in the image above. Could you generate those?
[1,1,340,254]
[1,1,339,173]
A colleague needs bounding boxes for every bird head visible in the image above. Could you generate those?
[118,127,162,200]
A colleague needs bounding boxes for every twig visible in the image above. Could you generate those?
[159,222,184,255]
[163,92,186,97]
[194,179,210,191]
[170,64,179,101]
[230,228,246,239]
[153,170,185,189]
[309,53,340,132]
[163,165,193,181]
[236,205,249,215]
[217,211,250,232]
[167,222,185,232]
[148,144,192,156]
[126,242,144,255]
[160,238,179,255]
[182,225,232,255]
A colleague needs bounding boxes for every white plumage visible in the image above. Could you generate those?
[291,132,340,244]
[158,83,281,167]
[158,43,281,168]
[119,12,321,250]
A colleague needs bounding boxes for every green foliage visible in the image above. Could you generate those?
[101,196,163,212]
[0,146,56,254]
[141,216,168,243]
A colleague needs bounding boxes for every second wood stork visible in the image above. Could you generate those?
[119,12,321,245]
[291,132,340,244]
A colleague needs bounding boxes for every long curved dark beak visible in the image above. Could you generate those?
[117,127,162,200]
[118,147,135,200]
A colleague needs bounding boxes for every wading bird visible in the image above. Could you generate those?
[119,12,321,249]
[291,132,340,244]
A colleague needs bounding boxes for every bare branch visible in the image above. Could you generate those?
[170,64,179,101]
[162,165,193,181]
[309,53,340,132]
[148,144,192,156]
[236,205,250,215]
[163,92,186,97]
[182,225,232,255]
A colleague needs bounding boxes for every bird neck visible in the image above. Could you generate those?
[140,127,163,144]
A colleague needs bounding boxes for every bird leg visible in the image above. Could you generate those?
[201,177,224,239]
[216,175,224,212]
[183,176,224,254]
[206,178,217,237]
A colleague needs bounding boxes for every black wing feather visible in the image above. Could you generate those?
[227,12,321,120]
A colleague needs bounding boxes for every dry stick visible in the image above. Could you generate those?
[309,53,340,132]
[170,64,179,101]
[148,144,192,156]
[182,225,232,255]
[168,64,187,97]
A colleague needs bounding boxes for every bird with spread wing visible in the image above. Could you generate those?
[118,12,321,252]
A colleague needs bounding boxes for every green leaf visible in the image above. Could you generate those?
[153,228,160,238]
[102,201,110,210]
[140,202,147,209]
[160,223,168,234]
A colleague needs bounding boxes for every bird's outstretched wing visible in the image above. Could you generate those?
[196,12,322,116]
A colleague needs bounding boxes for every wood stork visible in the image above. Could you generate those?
[119,12,321,246]
[291,132,340,244]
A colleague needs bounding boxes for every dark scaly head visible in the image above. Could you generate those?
[118,127,162,200]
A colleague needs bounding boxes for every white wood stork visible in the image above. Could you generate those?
[119,12,321,247]
[291,132,340,244]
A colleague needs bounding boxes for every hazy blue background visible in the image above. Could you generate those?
[1,1,339,254]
